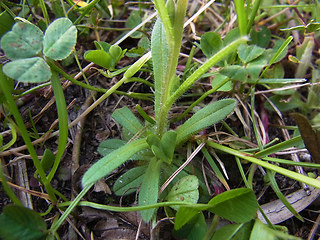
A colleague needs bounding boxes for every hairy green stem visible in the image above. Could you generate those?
[206,141,320,189]
[155,0,188,136]
[162,37,248,125]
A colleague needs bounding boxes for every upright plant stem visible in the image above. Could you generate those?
[155,0,188,136]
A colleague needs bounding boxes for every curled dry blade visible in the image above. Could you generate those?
[291,112,320,164]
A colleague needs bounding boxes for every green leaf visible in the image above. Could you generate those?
[211,223,245,240]
[151,18,169,119]
[250,219,300,240]
[94,41,111,52]
[208,188,258,223]
[139,158,162,222]
[266,39,290,64]
[82,139,149,187]
[160,130,177,163]
[84,50,111,69]
[0,22,43,60]
[176,99,237,145]
[174,206,201,230]
[3,57,51,83]
[0,205,47,240]
[223,28,241,46]
[109,45,122,61]
[0,11,15,37]
[246,55,268,80]
[250,26,271,48]
[220,65,248,82]
[200,32,223,58]
[43,17,77,60]
[112,106,144,136]
[166,175,199,211]
[173,212,206,240]
[212,74,232,92]
[98,139,126,156]
[40,149,55,172]
[238,44,265,63]
[113,165,147,196]
[125,11,143,38]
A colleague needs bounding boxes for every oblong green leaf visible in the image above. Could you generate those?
[82,139,149,187]
[0,205,47,240]
[98,139,126,156]
[84,50,111,69]
[43,18,77,60]
[112,106,143,136]
[208,188,258,223]
[3,57,51,83]
[165,175,199,211]
[152,18,169,119]
[176,99,237,145]
[113,165,147,196]
[139,158,162,222]
[1,22,43,60]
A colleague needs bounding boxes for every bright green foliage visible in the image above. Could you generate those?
[165,175,199,211]
[3,57,51,83]
[208,188,258,223]
[84,42,126,70]
[81,139,149,187]
[0,205,48,240]
[176,99,237,145]
[84,50,111,69]
[138,158,162,222]
[250,220,300,240]
[1,22,43,59]
[151,18,169,120]
[43,18,77,60]
[147,131,177,164]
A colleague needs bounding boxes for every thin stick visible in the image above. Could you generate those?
[159,142,205,194]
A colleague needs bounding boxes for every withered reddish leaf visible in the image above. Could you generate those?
[291,112,320,164]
